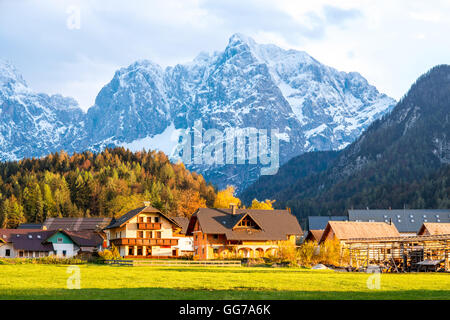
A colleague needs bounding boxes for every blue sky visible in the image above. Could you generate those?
[1,0,449,111]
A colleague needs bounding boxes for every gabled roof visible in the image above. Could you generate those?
[308,216,347,230]
[232,213,263,230]
[348,209,450,233]
[104,206,180,229]
[17,223,42,229]
[0,229,56,251]
[63,230,104,247]
[320,221,400,243]
[305,230,324,242]
[418,223,450,236]
[43,217,112,231]
[172,217,190,235]
[0,229,46,242]
[0,229,103,250]
[186,208,302,241]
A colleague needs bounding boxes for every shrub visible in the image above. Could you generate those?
[297,240,318,267]
[318,239,342,266]
[98,244,121,261]
[296,239,348,267]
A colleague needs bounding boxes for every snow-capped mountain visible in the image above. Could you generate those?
[0,60,85,160]
[0,34,396,190]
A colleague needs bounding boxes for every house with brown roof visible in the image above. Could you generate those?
[304,230,324,242]
[185,205,303,260]
[0,229,103,258]
[104,203,187,258]
[417,223,450,236]
[319,221,401,244]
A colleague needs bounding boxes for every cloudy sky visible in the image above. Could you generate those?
[1,0,449,111]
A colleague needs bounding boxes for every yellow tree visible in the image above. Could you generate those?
[249,199,275,210]
[176,189,207,217]
[213,186,241,209]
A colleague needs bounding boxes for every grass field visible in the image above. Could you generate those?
[0,264,449,299]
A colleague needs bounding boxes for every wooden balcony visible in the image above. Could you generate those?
[137,222,162,230]
[110,238,178,246]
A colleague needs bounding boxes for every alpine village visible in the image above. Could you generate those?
[1,65,450,273]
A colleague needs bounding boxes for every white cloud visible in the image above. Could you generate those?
[0,0,449,110]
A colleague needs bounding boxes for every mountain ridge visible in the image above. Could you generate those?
[241,64,450,220]
[0,34,396,190]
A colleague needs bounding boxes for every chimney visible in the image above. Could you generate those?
[144,201,151,207]
[230,203,237,215]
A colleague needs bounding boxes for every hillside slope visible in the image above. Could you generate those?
[241,65,450,221]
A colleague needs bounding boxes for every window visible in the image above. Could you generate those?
[139,216,145,223]
[137,247,143,256]
[128,246,134,256]
[137,231,144,238]
[155,217,160,223]
[62,250,67,257]
[19,251,24,257]
[5,249,10,257]
[146,231,152,238]
[57,237,63,243]
[155,231,162,239]
[236,216,258,228]
[213,234,219,240]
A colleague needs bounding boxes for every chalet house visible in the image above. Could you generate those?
[319,221,400,244]
[0,229,103,258]
[186,206,303,260]
[417,223,450,236]
[348,209,450,236]
[104,204,189,258]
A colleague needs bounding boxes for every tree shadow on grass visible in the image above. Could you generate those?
[0,287,448,300]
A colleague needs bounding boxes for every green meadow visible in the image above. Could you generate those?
[0,264,449,299]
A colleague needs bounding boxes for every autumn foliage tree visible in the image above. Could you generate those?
[213,186,241,209]
[249,199,275,210]
[0,148,216,223]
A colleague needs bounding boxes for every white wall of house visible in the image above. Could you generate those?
[174,237,194,252]
[125,213,174,238]
[0,243,16,258]
[52,243,76,257]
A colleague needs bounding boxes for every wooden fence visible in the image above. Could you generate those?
[132,259,242,267]
[103,259,133,266]
[104,259,241,267]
